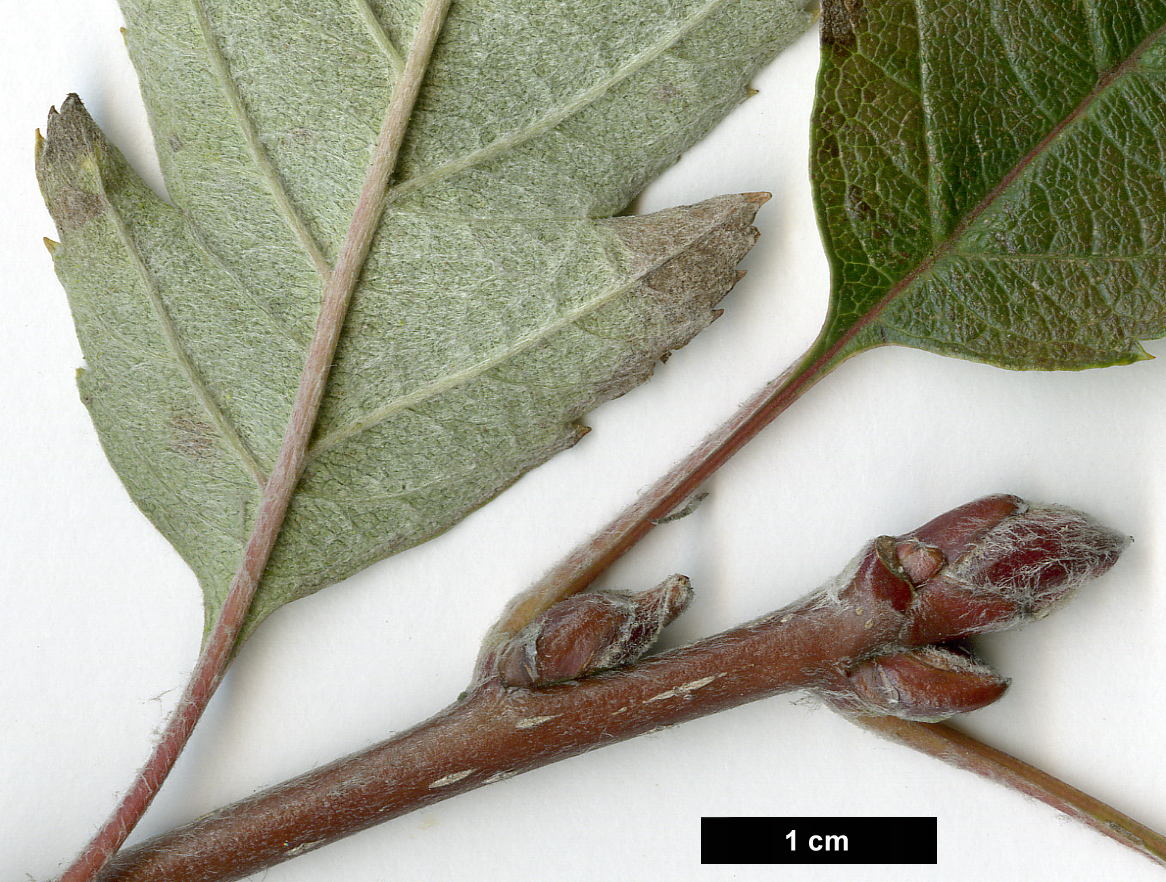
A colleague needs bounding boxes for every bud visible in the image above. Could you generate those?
[910,494,1026,562]
[901,496,1130,645]
[837,644,1009,722]
[497,575,693,687]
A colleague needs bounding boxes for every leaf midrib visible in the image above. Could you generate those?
[163,0,750,478]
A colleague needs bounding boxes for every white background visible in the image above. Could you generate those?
[4,4,1166,881]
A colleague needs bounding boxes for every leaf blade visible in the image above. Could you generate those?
[813,0,1166,370]
[260,192,770,625]
[36,100,268,605]
[39,0,811,637]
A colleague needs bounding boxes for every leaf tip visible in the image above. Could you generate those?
[38,94,97,165]
[37,94,113,234]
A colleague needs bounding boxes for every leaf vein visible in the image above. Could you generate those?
[1085,98,1165,185]
[385,0,731,208]
[987,9,1060,123]
[99,178,268,487]
[308,207,714,459]
[913,0,945,240]
[844,13,1166,360]
[308,285,628,458]
[353,0,407,78]
[189,0,333,279]
[182,217,311,349]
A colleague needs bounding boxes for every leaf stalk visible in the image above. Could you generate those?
[851,714,1166,868]
[477,340,833,658]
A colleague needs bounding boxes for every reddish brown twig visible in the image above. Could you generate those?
[94,495,1151,882]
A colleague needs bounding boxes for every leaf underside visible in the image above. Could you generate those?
[36,0,811,638]
[813,0,1166,371]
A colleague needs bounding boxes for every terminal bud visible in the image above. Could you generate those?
[902,496,1129,645]
[822,495,1127,722]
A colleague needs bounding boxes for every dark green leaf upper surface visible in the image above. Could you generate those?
[813,0,1166,370]
[37,1,810,638]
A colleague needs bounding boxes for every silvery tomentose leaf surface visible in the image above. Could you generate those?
[36,0,812,637]
[812,0,1166,370]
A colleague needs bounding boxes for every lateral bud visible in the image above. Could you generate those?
[834,644,1009,722]
[497,575,693,687]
